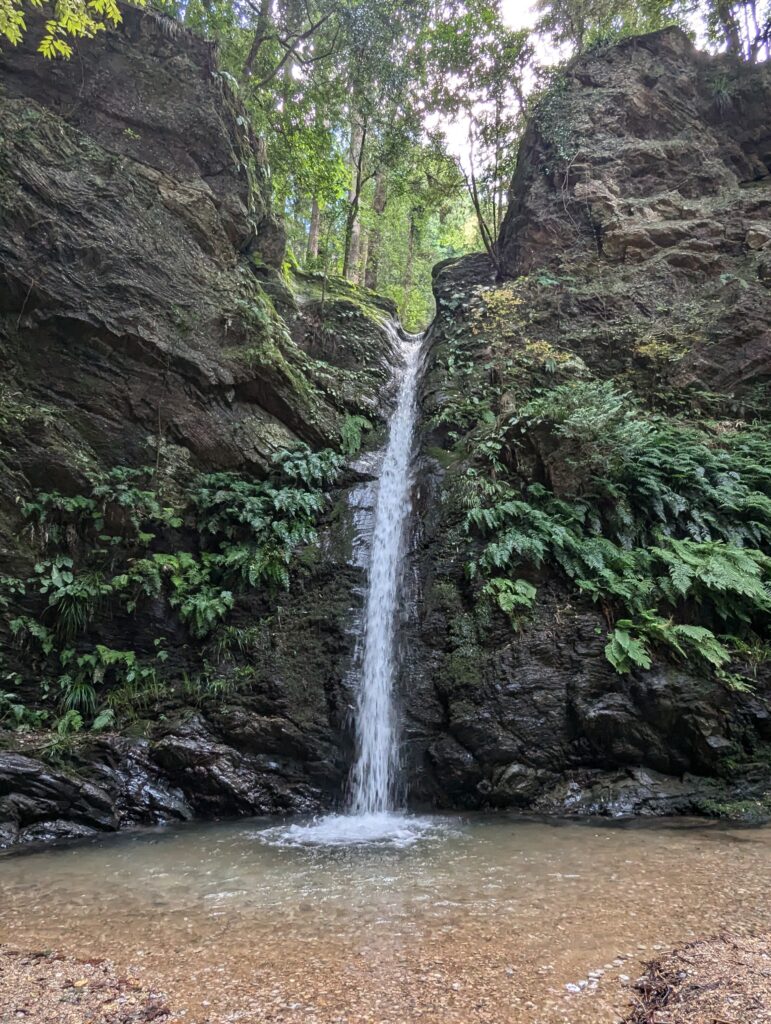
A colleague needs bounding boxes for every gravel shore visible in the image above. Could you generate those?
[3,934,769,1023]
[0,946,172,1022]
[623,933,771,1023]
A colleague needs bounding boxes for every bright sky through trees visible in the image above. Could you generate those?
[2,0,765,328]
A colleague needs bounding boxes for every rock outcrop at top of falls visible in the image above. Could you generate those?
[405,29,771,819]
[0,19,770,846]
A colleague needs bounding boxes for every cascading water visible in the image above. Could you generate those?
[263,324,442,846]
[349,326,422,816]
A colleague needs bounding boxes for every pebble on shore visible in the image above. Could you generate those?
[0,946,172,1023]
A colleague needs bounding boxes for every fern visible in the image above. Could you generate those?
[606,613,731,675]
[604,627,652,674]
[649,539,770,620]
[9,616,55,655]
[483,578,537,620]
[491,383,771,554]
[91,708,116,732]
[193,453,334,597]
[271,444,343,488]
[6,442,344,728]
[340,414,372,456]
[34,559,111,641]
[461,441,769,679]
[176,587,234,639]
[24,467,182,551]
[55,709,83,736]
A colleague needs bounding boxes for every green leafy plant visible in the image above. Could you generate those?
[9,616,55,655]
[55,709,83,734]
[24,466,182,552]
[270,443,343,488]
[604,625,652,673]
[0,691,47,730]
[192,445,341,594]
[58,673,98,716]
[605,612,731,675]
[41,709,84,761]
[34,559,111,641]
[649,538,770,620]
[0,575,25,613]
[460,391,771,679]
[91,708,116,732]
[482,577,537,620]
[503,383,771,551]
[4,441,347,733]
[340,414,372,456]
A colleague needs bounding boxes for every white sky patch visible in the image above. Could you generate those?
[502,0,571,69]
[500,0,538,30]
[436,0,564,167]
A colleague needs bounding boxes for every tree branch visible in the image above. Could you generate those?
[249,10,335,86]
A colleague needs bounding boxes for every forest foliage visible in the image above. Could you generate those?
[2,0,768,325]
[0,447,345,738]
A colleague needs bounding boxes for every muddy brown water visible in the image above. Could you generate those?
[0,814,768,1023]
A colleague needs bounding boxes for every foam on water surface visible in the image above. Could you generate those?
[256,812,450,849]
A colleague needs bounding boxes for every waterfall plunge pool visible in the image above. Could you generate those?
[257,810,447,847]
[1,813,769,1023]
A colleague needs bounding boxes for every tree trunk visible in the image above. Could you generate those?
[404,210,418,303]
[343,210,362,282]
[345,217,362,282]
[745,0,766,60]
[307,197,321,262]
[343,121,365,280]
[357,227,369,285]
[715,1,743,56]
[458,151,500,275]
[243,0,272,78]
[364,169,387,291]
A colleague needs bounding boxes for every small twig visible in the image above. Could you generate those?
[16,279,35,328]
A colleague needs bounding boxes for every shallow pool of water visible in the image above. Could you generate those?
[0,814,769,1023]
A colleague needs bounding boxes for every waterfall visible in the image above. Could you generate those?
[349,326,422,815]
[263,324,438,846]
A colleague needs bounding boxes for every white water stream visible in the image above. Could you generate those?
[349,326,422,815]
[266,324,432,846]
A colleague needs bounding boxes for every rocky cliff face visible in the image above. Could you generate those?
[1,22,769,847]
[402,29,771,818]
[498,28,771,393]
[0,7,396,539]
[0,10,402,846]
